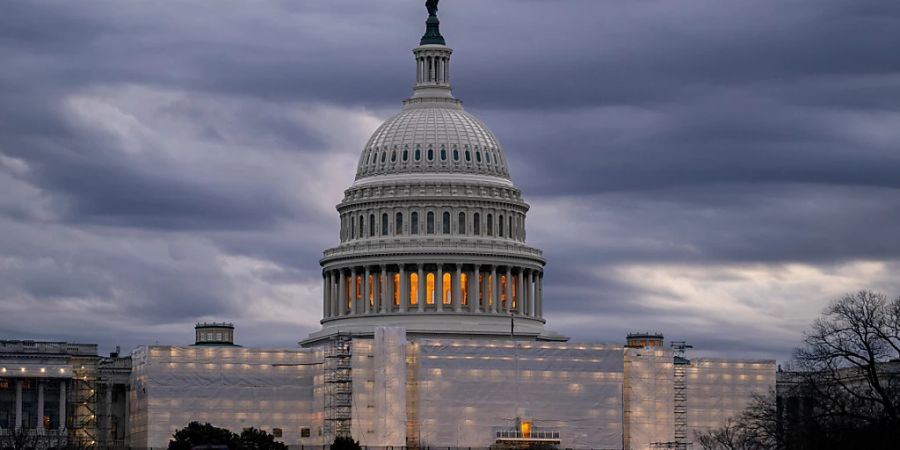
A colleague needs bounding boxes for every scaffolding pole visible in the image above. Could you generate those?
[324,334,353,440]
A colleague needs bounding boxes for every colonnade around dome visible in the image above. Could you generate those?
[321,263,543,321]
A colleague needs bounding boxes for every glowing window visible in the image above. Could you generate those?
[426,272,435,304]
[443,272,451,304]
[460,273,468,305]
[394,273,400,305]
[410,272,419,305]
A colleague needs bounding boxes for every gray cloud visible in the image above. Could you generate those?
[1,0,898,361]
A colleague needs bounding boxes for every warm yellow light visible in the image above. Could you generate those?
[59,368,65,373]
[410,272,419,305]
[20,367,25,372]
[40,368,46,373]
[426,272,435,304]
[443,272,451,304]
[0,368,5,373]
[520,421,532,438]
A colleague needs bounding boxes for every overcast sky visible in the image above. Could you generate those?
[1,0,898,363]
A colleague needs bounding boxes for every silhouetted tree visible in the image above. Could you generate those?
[168,422,239,450]
[330,436,361,450]
[238,427,286,450]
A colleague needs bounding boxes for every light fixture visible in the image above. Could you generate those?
[40,368,46,373]
[0,368,5,373]
[20,367,25,372]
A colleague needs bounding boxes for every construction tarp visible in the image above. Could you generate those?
[624,348,675,450]
[684,358,776,439]
[129,345,324,449]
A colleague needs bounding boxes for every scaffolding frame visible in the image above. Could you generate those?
[72,366,98,448]
[324,335,353,440]
[671,341,692,448]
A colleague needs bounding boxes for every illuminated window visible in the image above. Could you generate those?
[369,275,375,305]
[381,213,388,236]
[411,212,419,234]
[427,212,435,234]
[410,272,419,305]
[356,276,362,299]
[512,276,517,308]
[395,212,403,235]
[460,273,468,305]
[394,273,400,305]
[458,212,466,235]
[501,275,508,308]
[426,272,435,304]
[442,272,451,304]
[442,211,450,234]
[473,213,480,235]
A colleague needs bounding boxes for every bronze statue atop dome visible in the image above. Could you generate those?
[426,0,438,17]
[420,0,445,45]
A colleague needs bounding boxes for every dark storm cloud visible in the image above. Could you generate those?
[1,0,898,361]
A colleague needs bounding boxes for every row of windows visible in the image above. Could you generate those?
[361,144,505,172]
[341,209,525,241]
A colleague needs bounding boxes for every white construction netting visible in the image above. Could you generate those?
[684,358,776,439]
[623,348,675,450]
[129,345,324,449]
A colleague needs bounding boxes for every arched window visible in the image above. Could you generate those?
[426,272,435,304]
[395,212,403,235]
[442,211,451,234]
[440,147,447,161]
[473,213,480,235]
[465,150,471,162]
[350,216,355,239]
[458,212,466,235]
[443,272,451,304]
[381,213,388,236]
[427,212,435,234]
[487,214,494,236]
[453,149,459,161]
[486,152,492,163]
[508,216,513,239]
[391,150,397,162]
[499,214,505,237]
[427,148,434,161]
[476,151,482,163]
[409,272,419,305]
[402,148,409,161]
[369,214,375,237]
[415,147,421,161]
[381,151,387,163]
[411,212,419,234]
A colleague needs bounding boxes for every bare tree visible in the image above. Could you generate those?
[696,393,779,450]
[794,290,900,429]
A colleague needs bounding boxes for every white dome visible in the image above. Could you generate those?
[355,103,510,180]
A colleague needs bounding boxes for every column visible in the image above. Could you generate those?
[363,267,371,314]
[37,381,45,429]
[399,265,408,313]
[517,269,525,315]
[505,267,513,313]
[380,265,389,313]
[527,270,535,317]
[338,270,347,316]
[105,383,113,442]
[323,272,331,318]
[453,265,462,312]
[537,273,543,317]
[436,264,444,312]
[349,267,357,315]
[332,271,340,317]
[470,266,480,312]
[417,264,425,312]
[59,380,66,430]
[490,266,498,313]
[15,380,22,429]
[387,267,396,312]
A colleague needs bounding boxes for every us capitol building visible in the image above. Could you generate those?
[0,3,775,450]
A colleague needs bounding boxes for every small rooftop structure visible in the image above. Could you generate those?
[194,322,236,346]
[626,332,665,349]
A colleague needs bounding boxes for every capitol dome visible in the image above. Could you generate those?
[302,2,563,346]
